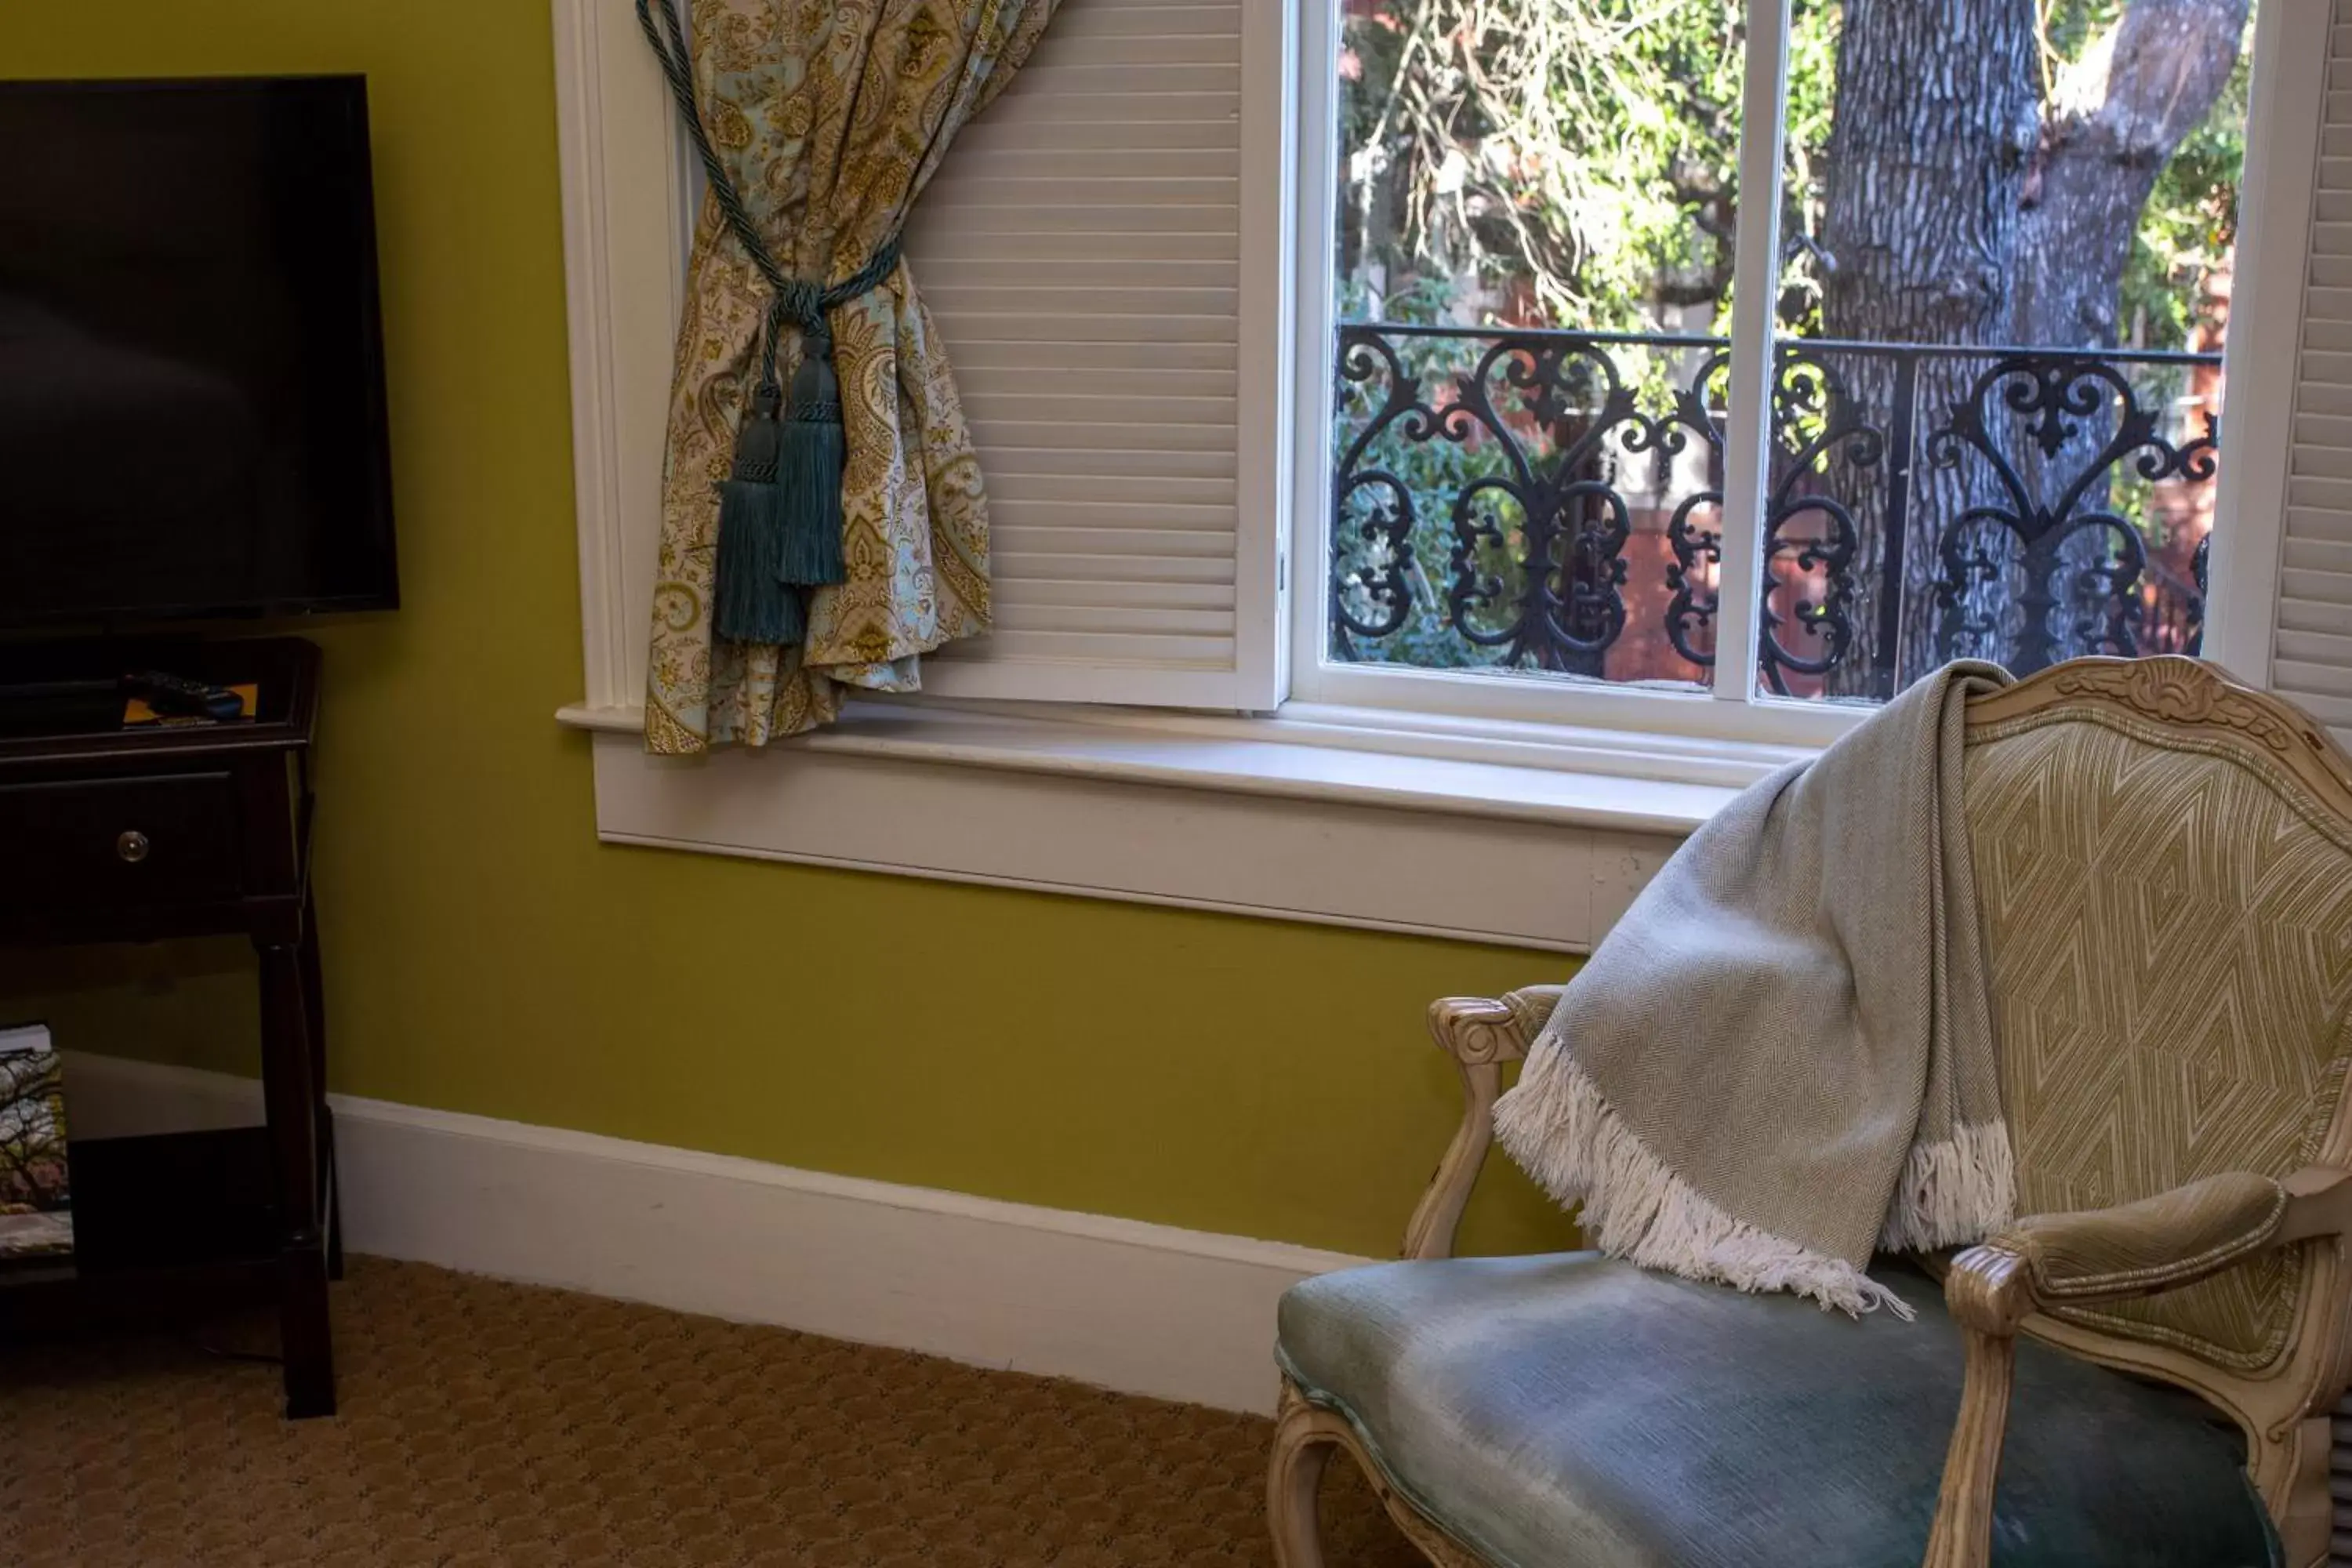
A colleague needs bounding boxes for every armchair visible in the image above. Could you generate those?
[1270,657,2352,1568]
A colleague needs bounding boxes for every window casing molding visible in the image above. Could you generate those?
[554,0,684,721]
[550,0,2336,948]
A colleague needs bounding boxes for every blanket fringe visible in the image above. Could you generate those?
[1877,1120,2016,1252]
[1494,1044,1915,1320]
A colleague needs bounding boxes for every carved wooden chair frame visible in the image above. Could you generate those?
[1269,658,2352,1568]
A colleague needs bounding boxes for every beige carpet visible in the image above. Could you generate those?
[0,1258,1421,1567]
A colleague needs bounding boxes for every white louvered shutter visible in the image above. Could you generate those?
[901,0,1287,709]
[2278,3,2352,750]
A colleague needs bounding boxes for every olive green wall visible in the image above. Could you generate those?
[0,1,1577,1261]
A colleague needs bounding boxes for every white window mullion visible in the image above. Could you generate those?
[1711,0,1792,706]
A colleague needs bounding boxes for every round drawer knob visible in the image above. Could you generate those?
[116,829,150,864]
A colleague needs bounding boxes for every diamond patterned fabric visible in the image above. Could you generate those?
[1963,709,2352,1370]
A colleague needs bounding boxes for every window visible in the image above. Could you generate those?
[851,0,2344,755]
[555,0,2347,943]
[1295,0,2301,742]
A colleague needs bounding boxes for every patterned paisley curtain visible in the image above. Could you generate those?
[642,0,1058,753]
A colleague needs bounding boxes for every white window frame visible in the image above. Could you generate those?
[550,0,2329,950]
[1286,0,2315,744]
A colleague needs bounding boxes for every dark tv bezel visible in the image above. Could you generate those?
[0,73,399,628]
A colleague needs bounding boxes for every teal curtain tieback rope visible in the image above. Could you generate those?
[636,0,904,645]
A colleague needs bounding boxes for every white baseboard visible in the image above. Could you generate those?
[59,1051,1366,1414]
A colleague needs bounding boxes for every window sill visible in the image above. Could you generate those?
[555,695,1793,833]
[557,695,1785,949]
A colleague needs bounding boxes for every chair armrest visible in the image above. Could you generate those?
[1924,1166,2352,1568]
[1994,1170,2289,1304]
[1399,986,1562,1261]
[1497,985,1564,1054]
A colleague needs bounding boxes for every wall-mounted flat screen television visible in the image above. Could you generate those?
[0,75,395,627]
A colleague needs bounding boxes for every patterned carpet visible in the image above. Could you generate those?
[0,1258,1421,1567]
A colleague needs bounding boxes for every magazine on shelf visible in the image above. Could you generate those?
[0,1022,72,1261]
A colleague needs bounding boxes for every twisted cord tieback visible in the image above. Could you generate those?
[635,0,905,644]
[634,0,902,394]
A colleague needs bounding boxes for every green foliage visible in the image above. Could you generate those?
[1336,0,1759,328]
[1338,0,2247,347]
[2118,16,2252,348]
[1330,281,1725,673]
[1773,0,1842,335]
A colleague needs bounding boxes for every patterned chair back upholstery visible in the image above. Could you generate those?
[1959,659,2352,1473]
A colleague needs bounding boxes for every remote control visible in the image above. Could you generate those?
[125,670,246,722]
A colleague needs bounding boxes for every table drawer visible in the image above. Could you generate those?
[0,773,245,907]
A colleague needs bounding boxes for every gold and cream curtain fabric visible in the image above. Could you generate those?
[644,0,1058,753]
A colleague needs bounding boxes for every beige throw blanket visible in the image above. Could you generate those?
[1494,662,2016,1316]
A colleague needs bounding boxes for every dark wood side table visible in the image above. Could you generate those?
[0,637,337,1417]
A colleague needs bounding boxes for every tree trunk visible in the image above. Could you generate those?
[2002,0,2247,670]
[2012,0,2249,350]
[1810,0,2244,687]
[1818,0,2041,350]
[1807,0,2039,695]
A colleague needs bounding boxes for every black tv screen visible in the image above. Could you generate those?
[0,76,395,626]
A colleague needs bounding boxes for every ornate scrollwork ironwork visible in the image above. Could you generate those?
[1329,328,1426,658]
[1756,350,1881,695]
[1441,336,1656,670]
[1329,325,1719,677]
[1926,355,2218,674]
[1329,323,2220,691]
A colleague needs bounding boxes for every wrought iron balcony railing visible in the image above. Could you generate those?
[1330,322,2222,702]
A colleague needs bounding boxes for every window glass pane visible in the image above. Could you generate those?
[1326,0,1750,690]
[1760,0,2251,702]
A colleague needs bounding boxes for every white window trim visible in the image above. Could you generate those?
[549,0,2321,949]
[2203,0,2330,684]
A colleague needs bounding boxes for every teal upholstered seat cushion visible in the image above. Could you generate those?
[1276,1252,2278,1568]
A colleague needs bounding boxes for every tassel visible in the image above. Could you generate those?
[712,386,806,645]
[774,332,848,586]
